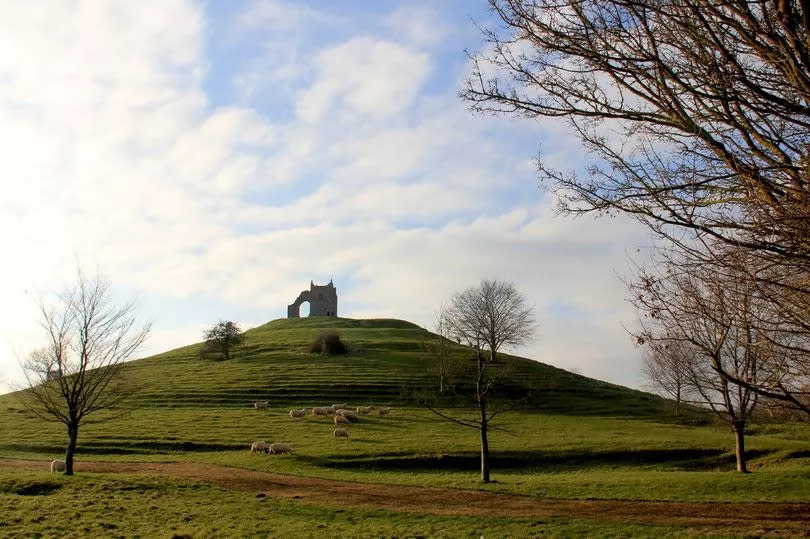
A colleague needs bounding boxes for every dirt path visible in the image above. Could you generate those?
[2,458,808,535]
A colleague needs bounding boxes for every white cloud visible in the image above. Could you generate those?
[385,5,449,48]
[296,36,432,122]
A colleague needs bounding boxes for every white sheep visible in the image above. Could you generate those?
[356,406,373,414]
[377,406,391,416]
[250,441,268,453]
[268,442,293,455]
[331,403,347,410]
[289,409,306,418]
[312,406,331,416]
[333,428,349,439]
[333,414,350,425]
[253,401,269,409]
[50,459,66,472]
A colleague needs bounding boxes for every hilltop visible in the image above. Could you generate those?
[116,317,666,415]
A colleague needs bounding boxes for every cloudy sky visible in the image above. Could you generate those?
[0,1,651,394]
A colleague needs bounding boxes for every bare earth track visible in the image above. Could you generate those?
[2,458,808,535]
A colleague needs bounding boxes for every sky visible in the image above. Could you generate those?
[0,1,651,395]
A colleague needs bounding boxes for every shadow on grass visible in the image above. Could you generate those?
[0,440,244,455]
[310,448,777,473]
[0,480,63,496]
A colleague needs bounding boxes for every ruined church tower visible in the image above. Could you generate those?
[287,280,338,318]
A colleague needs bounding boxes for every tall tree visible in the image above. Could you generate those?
[19,272,150,475]
[201,321,244,361]
[463,0,810,407]
[424,279,534,483]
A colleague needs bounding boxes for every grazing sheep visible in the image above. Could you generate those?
[337,409,358,421]
[333,414,350,425]
[268,442,293,455]
[333,428,349,439]
[250,441,268,453]
[312,406,331,416]
[331,403,347,410]
[253,401,269,409]
[377,406,391,416]
[289,409,306,418]
[50,459,66,472]
[356,406,374,414]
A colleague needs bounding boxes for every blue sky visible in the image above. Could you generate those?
[0,1,650,394]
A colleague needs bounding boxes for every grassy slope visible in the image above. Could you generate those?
[117,317,668,414]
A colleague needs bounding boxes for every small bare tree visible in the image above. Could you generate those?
[423,279,534,483]
[421,306,463,394]
[19,272,150,475]
[641,338,694,416]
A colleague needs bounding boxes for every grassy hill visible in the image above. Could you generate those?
[117,317,667,415]
[1,315,809,538]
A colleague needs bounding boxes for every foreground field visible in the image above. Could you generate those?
[2,467,708,538]
[2,406,809,535]
[2,318,809,536]
[2,461,809,537]
[2,407,809,504]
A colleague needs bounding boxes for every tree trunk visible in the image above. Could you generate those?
[674,385,681,416]
[439,375,444,394]
[64,423,78,475]
[479,399,490,483]
[733,420,748,473]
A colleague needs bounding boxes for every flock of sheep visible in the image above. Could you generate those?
[249,402,392,455]
[48,402,393,471]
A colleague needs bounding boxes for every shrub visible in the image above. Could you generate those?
[309,332,348,356]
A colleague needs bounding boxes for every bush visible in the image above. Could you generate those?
[309,332,348,356]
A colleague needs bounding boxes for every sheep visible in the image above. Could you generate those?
[356,406,374,415]
[337,409,358,421]
[250,441,268,453]
[253,401,269,409]
[268,442,293,455]
[333,414,350,425]
[50,459,66,473]
[289,409,306,418]
[333,428,349,439]
[331,403,347,410]
[311,406,331,416]
[377,406,391,416]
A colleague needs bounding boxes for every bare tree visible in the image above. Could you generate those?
[19,272,150,475]
[463,0,810,402]
[201,321,244,361]
[421,306,463,394]
[641,339,694,416]
[464,0,810,265]
[423,279,534,483]
[631,251,789,472]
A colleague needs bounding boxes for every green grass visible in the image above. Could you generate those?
[1,317,809,536]
[2,406,808,503]
[0,469,689,538]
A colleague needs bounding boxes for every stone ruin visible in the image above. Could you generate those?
[287,280,338,318]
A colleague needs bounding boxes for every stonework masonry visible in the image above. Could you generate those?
[287,280,338,318]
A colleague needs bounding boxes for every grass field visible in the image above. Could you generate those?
[1,317,808,536]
